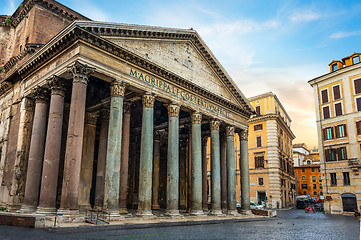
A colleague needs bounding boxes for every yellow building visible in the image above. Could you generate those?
[309,52,361,214]
[246,92,296,208]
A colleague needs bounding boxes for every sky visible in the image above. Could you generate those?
[3,0,361,149]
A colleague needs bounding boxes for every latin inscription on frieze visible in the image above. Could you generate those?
[130,69,230,118]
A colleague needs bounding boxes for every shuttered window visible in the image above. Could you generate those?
[323,127,334,140]
[323,106,330,119]
[256,136,262,147]
[333,85,341,100]
[254,124,262,131]
[357,97,361,112]
[334,103,342,116]
[355,79,361,94]
[330,173,337,186]
[339,147,347,160]
[335,124,347,138]
[321,89,328,104]
[325,148,336,161]
[255,106,261,116]
[255,156,264,168]
[356,121,361,135]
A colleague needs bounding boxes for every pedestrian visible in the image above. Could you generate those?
[354,208,360,221]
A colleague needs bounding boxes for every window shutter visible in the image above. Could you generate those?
[321,89,328,104]
[257,136,261,147]
[357,121,361,135]
[357,98,361,112]
[343,147,348,160]
[331,127,334,139]
[355,79,361,94]
[333,85,341,100]
[336,148,341,161]
[335,125,339,138]
[322,128,327,140]
[324,149,329,161]
[335,103,342,116]
[323,106,330,119]
[254,125,257,131]
[255,106,261,116]
[343,124,347,137]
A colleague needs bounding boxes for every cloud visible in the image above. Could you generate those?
[329,30,361,39]
[289,10,321,23]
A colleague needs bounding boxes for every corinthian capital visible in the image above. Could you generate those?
[142,93,155,108]
[191,111,202,124]
[210,119,221,131]
[49,76,65,97]
[124,102,132,114]
[69,61,95,84]
[168,103,180,117]
[240,130,248,140]
[33,86,48,103]
[110,81,126,97]
[85,112,99,125]
[226,126,235,136]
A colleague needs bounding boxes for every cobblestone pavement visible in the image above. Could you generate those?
[0,209,359,240]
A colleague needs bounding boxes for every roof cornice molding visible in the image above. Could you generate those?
[249,113,295,139]
[17,23,254,117]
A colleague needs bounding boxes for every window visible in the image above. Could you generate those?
[302,184,307,189]
[313,184,316,189]
[258,177,264,186]
[319,176,322,182]
[335,124,347,138]
[256,136,262,147]
[312,176,316,182]
[353,56,360,64]
[255,156,264,168]
[307,160,311,164]
[355,79,361,94]
[302,176,306,181]
[254,124,262,131]
[334,102,342,116]
[320,184,322,189]
[356,97,361,112]
[313,191,317,196]
[302,168,305,173]
[321,89,329,104]
[332,64,338,72]
[255,106,261,116]
[356,121,361,135]
[323,106,330,119]
[312,168,315,172]
[338,147,347,160]
[333,85,341,100]
[330,173,337,186]
[343,172,350,186]
[19,44,22,53]
[303,191,307,195]
[323,127,334,140]
[325,148,336,161]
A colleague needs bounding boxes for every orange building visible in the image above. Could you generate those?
[294,164,322,198]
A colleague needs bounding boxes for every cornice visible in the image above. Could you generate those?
[249,113,295,139]
[17,24,254,118]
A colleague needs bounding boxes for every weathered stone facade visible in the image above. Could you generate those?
[0,0,254,225]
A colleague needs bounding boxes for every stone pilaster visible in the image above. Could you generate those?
[94,109,109,209]
[165,104,181,216]
[240,130,251,212]
[21,87,48,213]
[37,77,65,214]
[119,102,131,214]
[78,112,98,210]
[137,93,155,217]
[226,126,238,215]
[209,119,223,216]
[190,112,204,215]
[60,61,94,213]
[104,81,125,220]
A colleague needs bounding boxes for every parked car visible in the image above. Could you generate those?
[250,201,264,210]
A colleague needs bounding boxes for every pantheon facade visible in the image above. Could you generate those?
[0,0,254,222]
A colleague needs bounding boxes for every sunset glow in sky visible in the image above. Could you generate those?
[3,0,361,149]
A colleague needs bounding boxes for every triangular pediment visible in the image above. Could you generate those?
[104,37,239,104]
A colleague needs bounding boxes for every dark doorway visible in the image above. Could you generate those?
[342,193,357,212]
[258,191,266,205]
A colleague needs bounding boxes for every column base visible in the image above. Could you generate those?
[165,209,182,217]
[8,204,21,213]
[104,210,124,221]
[79,204,92,210]
[227,209,240,216]
[36,206,57,215]
[20,204,37,214]
[136,210,156,219]
[119,207,128,215]
[56,209,83,223]
[93,205,103,211]
[239,209,253,215]
[190,209,206,216]
[152,204,161,210]
[209,209,226,216]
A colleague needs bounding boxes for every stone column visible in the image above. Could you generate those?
[165,104,180,216]
[220,133,227,213]
[60,61,94,213]
[240,130,251,211]
[94,109,109,210]
[103,81,125,219]
[152,132,161,210]
[210,119,223,215]
[226,126,237,215]
[119,102,131,214]
[21,87,48,213]
[190,112,203,215]
[137,93,155,217]
[78,112,98,209]
[37,77,65,214]
[202,137,208,211]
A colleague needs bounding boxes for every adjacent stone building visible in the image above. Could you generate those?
[309,52,361,214]
[247,92,296,208]
[0,0,255,223]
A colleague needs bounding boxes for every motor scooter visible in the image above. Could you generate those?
[305,205,315,213]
